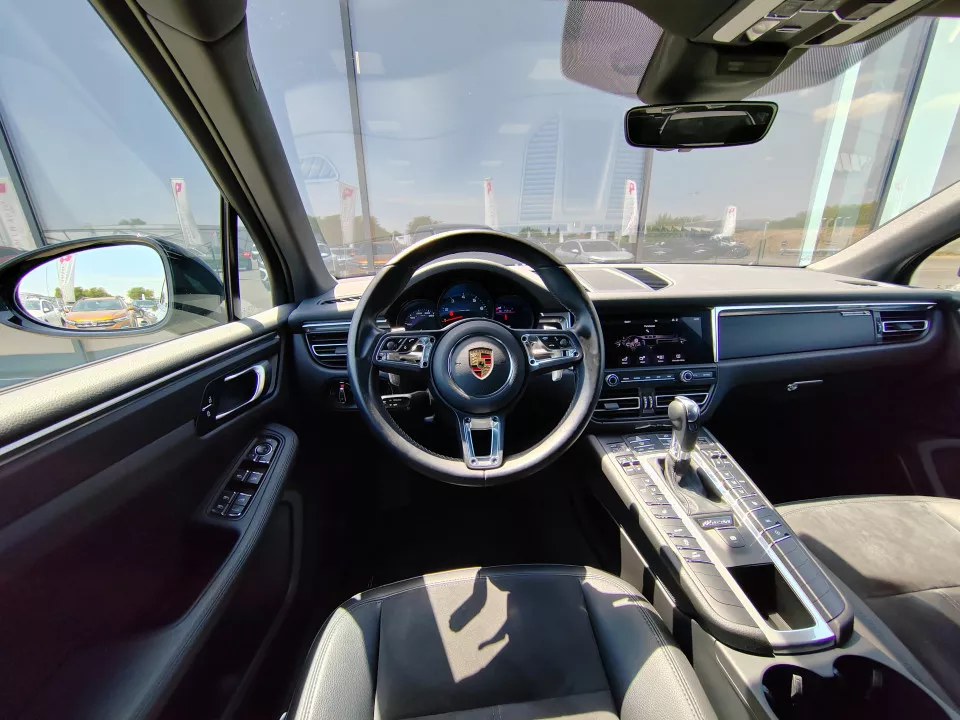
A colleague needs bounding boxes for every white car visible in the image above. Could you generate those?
[22,297,62,326]
[554,240,634,264]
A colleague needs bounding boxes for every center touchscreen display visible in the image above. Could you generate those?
[603,316,711,367]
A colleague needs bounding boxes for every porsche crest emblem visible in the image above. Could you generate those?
[468,348,494,379]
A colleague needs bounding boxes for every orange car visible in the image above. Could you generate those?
[63,296,135,329]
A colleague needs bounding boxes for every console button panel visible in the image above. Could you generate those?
[598,428,844,650]
[208,435,281,520]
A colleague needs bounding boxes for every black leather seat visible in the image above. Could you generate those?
[289,565,717,720]
[778,495,960,709]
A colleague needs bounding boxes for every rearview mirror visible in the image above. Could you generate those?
[624,102,777,149]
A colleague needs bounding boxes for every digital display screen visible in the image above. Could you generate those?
[603,316,710,367]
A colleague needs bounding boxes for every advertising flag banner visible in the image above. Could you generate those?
[620,179,639,237]
[483,177,499,230]
[57,254,76,304]
[170,178,204,250]
[339,182,357,246]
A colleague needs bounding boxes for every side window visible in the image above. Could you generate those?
[0,0,227,389]
[909,239,960,290]
[237,218,274,317]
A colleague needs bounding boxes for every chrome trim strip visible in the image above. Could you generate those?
[880,319,930,334]
[215,361,269,421]
[0,334,279,460]
[711,301,936,363]
[459,414,504,469]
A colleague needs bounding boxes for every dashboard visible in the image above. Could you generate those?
[289,262,950,428]
[390,276,540,330]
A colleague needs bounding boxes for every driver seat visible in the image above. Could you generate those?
[288,565,717,720]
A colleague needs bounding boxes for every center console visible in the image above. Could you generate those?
[593,419,850,655]
[595,312,718,424]
[590,396,958,718]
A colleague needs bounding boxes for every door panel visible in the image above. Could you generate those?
[0,313,299,720]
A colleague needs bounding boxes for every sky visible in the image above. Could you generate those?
[0,0,948,247]
[18,245,166,299]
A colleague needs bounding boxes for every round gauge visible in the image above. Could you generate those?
[398,299,438,330]
[493,295,534,328]
[437,282,492,326]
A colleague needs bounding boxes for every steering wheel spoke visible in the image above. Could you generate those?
[372,331,437,373]
[457,412,504,470]
[514,329,583,374]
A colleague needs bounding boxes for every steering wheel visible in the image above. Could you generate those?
[348,230,604,486]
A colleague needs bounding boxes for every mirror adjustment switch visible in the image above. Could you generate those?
[250,438,278,464]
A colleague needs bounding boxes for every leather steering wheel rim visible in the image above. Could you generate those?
[348,230,604,486]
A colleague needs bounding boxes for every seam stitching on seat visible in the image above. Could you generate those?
[631,603,706,720]
[935,588,960,615]
[585,575,706,720]
[577,577,615,700]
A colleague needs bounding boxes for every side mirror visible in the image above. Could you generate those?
[0,236,226,336]
[625,102,777,149]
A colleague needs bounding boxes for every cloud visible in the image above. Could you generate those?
[813,91,902,122]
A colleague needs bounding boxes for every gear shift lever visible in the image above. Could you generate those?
[663,396,713,509]
[668,396,700,462]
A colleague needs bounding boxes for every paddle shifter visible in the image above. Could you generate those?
[663,396,718,511]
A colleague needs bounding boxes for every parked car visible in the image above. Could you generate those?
[21,297,62,325]
[342,239,399,275]
[62,296,136,329]
[554,239,634,263]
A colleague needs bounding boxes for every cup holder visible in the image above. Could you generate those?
[762,656,948,719]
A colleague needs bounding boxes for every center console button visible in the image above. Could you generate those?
[698,514,735,530]
[763,526,791,543]
[749,513,782,532]
[644,494,670,506]
[738,496,767,513]
[663,525,693,538]
[680,548,712,564]
[716,529,747,548]
[652,506,680,520]
[674,537,702,550]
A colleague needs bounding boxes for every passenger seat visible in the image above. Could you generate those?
[778,495,960,710]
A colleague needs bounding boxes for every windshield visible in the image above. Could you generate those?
[23,300,41,311]
[71,298,124,311]
[580,241,620,253]
[247,1,960,278]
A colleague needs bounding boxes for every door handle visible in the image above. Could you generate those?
[215,361,270,420]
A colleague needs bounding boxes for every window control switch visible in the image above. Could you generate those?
[210,491,236,517]
[245,470,264,486]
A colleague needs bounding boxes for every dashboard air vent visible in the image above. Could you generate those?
[877,309,930,344]
[655,387,711,409]
[619,267,671,290]
[304,322,349,369]
[320,295,362,305]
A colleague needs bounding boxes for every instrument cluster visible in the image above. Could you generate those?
[396,281,535,330]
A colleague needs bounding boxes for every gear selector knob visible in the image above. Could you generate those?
[668,396,700,459]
